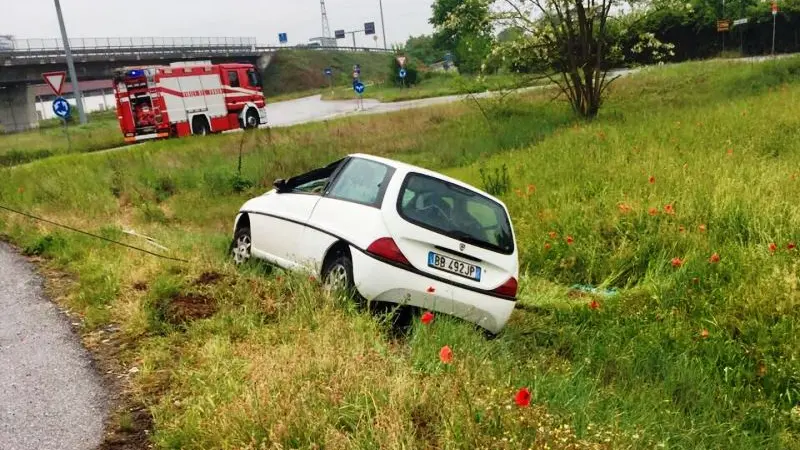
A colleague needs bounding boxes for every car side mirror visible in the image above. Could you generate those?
[273,178,288,193]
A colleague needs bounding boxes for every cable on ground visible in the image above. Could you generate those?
[0,204,189,263]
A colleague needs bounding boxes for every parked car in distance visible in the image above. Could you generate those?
[231,153,519,334]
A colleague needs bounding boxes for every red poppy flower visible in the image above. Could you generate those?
[648,207,658,216]
[421,311,434,325]
[588,299,600,310]
[527,184,536,195]
[700,329,709,339]
[515,387,532,407]
[726,148,734,156]
[769,242,778,253]
[544,242,551,250]
[548,231,558,239]
[566,235,574,245]
[649,175,656,184]
[698,224,707,233]
[664,204,675,215]
[788,242,797,250]
[618,203,632,214]
[439,345,453,364]
[709,253,720,264]
[671,257,684,268]
[426,286,436,294]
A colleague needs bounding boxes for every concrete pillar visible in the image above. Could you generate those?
[0,85,38,133]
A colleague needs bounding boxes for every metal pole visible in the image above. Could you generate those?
[352,32,356,49]
[378,0,387,50]
[53,0,86,125]
[772,12,777,55]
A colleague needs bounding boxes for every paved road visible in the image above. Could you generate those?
[0,243,107,450]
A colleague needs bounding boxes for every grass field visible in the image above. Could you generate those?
[321,73,548,102]
[1,57,800,449]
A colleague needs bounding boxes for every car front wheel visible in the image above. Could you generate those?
[323,253,355,295]
[231,227,252,265]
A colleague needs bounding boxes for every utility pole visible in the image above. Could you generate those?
[378,0,387,50]
[772,1,778,55]
[53,0,86,125]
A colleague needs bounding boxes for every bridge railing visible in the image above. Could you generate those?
[9,36,258,51]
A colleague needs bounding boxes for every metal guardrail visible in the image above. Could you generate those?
[6,36,258,51]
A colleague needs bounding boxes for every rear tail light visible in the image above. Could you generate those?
[494,277,518,298]
[367,237,410,266]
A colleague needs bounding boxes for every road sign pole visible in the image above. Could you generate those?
[378,0,387,50]
[351,32,356,49]
[53,0,86,125]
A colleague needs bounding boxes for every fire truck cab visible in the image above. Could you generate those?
[113,61,266,143]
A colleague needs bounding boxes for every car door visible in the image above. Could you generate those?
[298,158,396,272]
[247,159,345,268]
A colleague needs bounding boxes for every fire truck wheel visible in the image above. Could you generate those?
[192,117,210,136]
[244,109,259,129]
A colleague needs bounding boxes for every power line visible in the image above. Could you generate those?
[0,204,188,263]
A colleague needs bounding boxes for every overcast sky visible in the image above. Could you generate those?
[1,0,435,48]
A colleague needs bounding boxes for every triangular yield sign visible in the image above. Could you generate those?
[42,71,67,96]
[396,56,407,67]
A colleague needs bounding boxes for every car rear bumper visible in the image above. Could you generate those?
[124,132,168,143]
[351,249,516,334]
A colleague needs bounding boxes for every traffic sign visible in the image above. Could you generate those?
[399,68,407,79]
[717,19,731,32]
[324,67,333,76]
[364,22,376,35]
[278,33,288,44]
[772,1,778,14]
[733,18,749,26]
[396,56,407,67]
[353,81,365,95]
[52,96,71,119]
[42,71,66,96]
[335,29,346,39]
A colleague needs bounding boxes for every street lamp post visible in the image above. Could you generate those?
[378,0,387,50]
[53,0,86,125]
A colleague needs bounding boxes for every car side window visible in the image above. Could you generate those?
[228,71,240,88]
[247,69,261,88]
[326,158,394,207]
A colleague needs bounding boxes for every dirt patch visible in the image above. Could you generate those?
[165,293,217,324]
[132,281,148,291]
[194,271,222,286]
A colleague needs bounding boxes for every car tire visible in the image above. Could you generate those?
[322,252,355,296]
[244,109,259,129]
[231,227,252,265]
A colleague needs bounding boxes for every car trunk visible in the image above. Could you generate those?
[381,172,517,293]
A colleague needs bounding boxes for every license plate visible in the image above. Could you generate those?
[428,251,481,281]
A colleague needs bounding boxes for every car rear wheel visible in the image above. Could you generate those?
[231,227,252,265]
[322,253,355,296]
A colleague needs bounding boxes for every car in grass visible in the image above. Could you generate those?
[231,154,519,333]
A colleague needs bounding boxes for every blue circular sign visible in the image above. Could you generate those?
[324,68,333,76]
[353,81,365,95]
[399,68,407,79]
[52,96,71,119]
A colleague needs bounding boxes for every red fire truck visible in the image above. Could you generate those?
[112,61,266,143]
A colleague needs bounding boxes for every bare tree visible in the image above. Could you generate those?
[499,0,619,118]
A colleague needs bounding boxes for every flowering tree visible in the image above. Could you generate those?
[495,0,623,118]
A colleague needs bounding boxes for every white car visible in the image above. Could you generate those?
[231,154,519,333]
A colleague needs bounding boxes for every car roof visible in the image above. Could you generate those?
[347,153,507,208]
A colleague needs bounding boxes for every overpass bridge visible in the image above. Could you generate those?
[0,36,389,132]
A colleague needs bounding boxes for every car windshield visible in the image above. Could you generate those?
[397,173,514,254]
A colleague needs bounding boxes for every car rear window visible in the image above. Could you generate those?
[397,173,514,254]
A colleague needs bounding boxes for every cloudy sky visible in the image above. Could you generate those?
[1,0,435,48]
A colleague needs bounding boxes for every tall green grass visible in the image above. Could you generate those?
[1,57,800,449]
